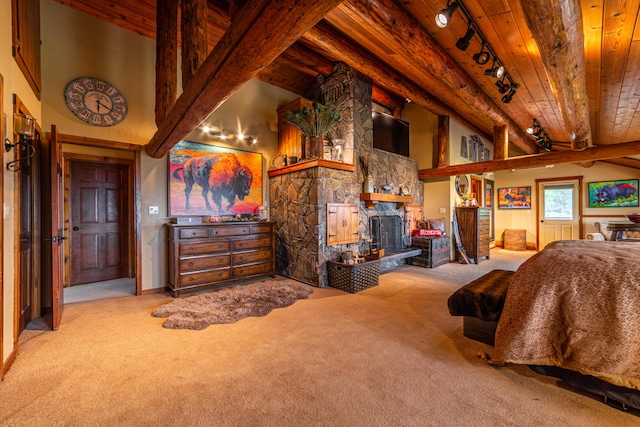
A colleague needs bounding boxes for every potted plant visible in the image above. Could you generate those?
[285,101,341,159]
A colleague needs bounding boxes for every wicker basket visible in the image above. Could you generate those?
[327,259,380,293]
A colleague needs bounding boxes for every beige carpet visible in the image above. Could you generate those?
[3,249,638,426]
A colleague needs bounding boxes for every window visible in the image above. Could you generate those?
[12,0,42,99]
[544,184,574,220]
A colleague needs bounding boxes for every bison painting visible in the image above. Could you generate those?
[588,180,639,208]
[172,153,253,213]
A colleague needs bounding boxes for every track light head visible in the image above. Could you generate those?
[472,44,490,65]
[435,1,460,28]
[484,61,505,79]
[526,118,540,135]
[501,88,516,103]
[455,26,476,51]
[495,77,510,94]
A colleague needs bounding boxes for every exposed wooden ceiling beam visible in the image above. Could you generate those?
[346,0,539,154]
[144,0,343,158]
[520,0,592,149]
[303,22,493,142]
[418,140,640,179]
[601,157,640,170]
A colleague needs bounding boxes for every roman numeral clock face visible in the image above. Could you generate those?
[65,77,128,127]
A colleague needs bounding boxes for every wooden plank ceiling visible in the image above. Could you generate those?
[53,0,640,167]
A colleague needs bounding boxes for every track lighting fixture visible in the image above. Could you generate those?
[526,118,552,150]
[473,43,490,65]
[435,1,460,28]
[455,25,475,51]
[526,118,541,135]
[484,59,504,79]
[495,76,510,94]
[501,87,516,104]
[436,0,520,102]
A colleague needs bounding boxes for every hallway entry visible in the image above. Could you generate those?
[68,160,132,286]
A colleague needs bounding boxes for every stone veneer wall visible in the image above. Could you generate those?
[270,63,424,287]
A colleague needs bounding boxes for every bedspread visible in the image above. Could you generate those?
[494,240,640,390]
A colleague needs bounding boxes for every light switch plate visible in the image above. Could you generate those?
[439,207,446,214]
[148,206,159,215]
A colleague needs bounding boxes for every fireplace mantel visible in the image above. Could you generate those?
[267,159,355,177]
[360,193,414,209]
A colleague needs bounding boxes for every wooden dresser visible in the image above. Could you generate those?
[455,207,490,264]
[167,222,275,297]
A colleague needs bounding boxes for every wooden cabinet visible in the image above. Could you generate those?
[455,207,490,264]
[327,203,359,246]
[404,204,423,235]
[167,222,275,296]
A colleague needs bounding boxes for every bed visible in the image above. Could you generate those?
[493,240,640,408]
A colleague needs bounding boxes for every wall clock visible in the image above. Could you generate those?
[64,77,128,127]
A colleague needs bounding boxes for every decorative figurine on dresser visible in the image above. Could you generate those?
[455,207,490,264]
[167,221,276,297]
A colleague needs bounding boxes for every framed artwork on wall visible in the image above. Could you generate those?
[168,140,263,217]
[588,179,639,208]
[498,186,531,209]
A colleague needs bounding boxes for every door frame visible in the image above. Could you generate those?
[12,95,41,349]
[535,175,583,250]
[62,150,140,293]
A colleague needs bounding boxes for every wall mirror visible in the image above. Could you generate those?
[455,174,469,197]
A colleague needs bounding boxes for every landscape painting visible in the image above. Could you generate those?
[498,186,531,209]
[588,179,639,208]
[169,141,263,217]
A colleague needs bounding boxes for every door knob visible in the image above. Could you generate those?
[72,226,82,230]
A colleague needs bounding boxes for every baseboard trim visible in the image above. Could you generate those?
[140,286,170,296]
[1,347,17,381]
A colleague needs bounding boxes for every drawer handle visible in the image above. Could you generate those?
[189,262,194,266]
[215,231,220,234]
[239,269,244,274]
[219,272,224,277]
[219,258,224,263]
[240,256,245,261]
[238,243,244,247]
[188,246,194,251]
[192,232,197,236]
[189,277,194,282]
[219,244,224,248]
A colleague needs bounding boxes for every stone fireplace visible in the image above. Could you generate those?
[269,62,424,287]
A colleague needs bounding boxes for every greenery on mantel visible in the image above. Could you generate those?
[285,101,340,138]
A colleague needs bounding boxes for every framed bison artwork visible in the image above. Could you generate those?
[498,186,531,209]
[588,179,639,208]
[169,141,263,216]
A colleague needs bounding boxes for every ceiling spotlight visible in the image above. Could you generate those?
[435,1,460,28]
[472,43,490,65]
[455,25,476,51]
[484,60,505,79]
[526,118,540,134]
[495,77,510,94]
[501,88,516,103]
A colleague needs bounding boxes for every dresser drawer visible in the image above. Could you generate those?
[233,237,272,251]
[178,268,231,287]
[233,249,272,265]
[479,225,490,236]
[180,240,231,256]
[251,224,273,235]
[210,225,250,237]
[180,254,231,272]
[233,261,273,277]
[179,228,209,239]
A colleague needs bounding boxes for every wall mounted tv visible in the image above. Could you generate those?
[372,111,409,157]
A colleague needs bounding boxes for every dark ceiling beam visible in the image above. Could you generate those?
[302,22,493,142]
[418,140,640,179]
[347,0,539,154]
[520,0,592,150]
[144,0,343,158]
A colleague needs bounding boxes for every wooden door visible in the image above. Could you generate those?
[404,205,423,235]
[70,161,129,285]
[537,178,582,249]
[327,203,359,246]
[41,126,64,329]
[17,128,35,334]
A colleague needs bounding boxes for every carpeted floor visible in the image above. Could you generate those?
[3,248,638,426]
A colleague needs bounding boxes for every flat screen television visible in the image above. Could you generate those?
[372,111,409,157]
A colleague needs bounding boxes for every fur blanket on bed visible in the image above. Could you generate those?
[494,240,640,390]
